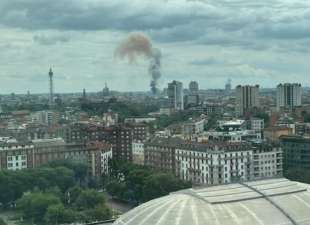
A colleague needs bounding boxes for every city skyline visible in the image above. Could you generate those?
[1,0,310,93]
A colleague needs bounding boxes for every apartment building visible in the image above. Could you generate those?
[175,143,253,185]
[252,142,283,179]
[0,138,112,177]
[144,137,283,185]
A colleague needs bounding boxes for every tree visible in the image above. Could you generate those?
[47,160,88,183]
[17,192,62,223]
[85,204,112,222]
[44,203,65,224]
[66,186,83,205]
[106,180,126,199]
[0,218,7,225]
[106,162,192,203]
[74,189,106,210]
[142,173,191,201]
[254,112,270,127]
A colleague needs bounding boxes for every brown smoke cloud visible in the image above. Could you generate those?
[115,33,162,94]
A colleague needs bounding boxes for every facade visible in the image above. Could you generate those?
[189,81,199,94]
[132,141,144,165]
[281,135,310,170]
[184,94,199,108]
[252,142,283,179]
[126,123,149,142]
[144,137,182,171]
[218,119,246,131]
[168,80,184,111]
[60,123,137,162]
[204,130,261,143]
[175,143,253,185]
[235,85,260,116]
[105,126,133,162]
[276,83,302,110]
[183,118,205,138]
[103,111,118,127]
[203,103,224,115]
[264,126,293,141]
[0,142,33,170]
[0,138,112,176]
[250,118,264,132]
[34,111,59,126]
[144,137,283,185]
[295,122,310,136]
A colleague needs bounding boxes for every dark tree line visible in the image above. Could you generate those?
[81,100,159,121]
[0,160,112,224]
[105,160,191,204]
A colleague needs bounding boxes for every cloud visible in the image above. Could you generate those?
[1,0,310,93]
[33,34,71,45]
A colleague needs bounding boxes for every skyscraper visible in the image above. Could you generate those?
[83,88,87,99]
[189,81,199,94]
[168,80,184,111]
[225,79,232,94]
[276,83,302,111]
[48,68,54,106]
[235,85,260,116]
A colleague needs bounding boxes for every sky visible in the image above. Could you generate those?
[1,0,310,94]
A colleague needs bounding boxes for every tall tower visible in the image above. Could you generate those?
[225,79,232,94]
[276,83,302,111]
[168,80,184,111]
[235,84,260,116]
[48,68,54,106]
[189,81,199,94]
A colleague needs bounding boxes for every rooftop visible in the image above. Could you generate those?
[114,178,310,225]
[145,137,251,152]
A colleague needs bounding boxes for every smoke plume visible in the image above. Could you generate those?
[115,33,162,94]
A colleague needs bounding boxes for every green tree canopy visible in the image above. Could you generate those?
[17,192,62,223]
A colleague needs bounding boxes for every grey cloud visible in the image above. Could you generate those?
[33,34,71,45]
[190,57,227,66]
[256,22,310,40]
[1,0,310,53]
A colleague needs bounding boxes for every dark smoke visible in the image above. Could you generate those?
[115,33,162,94]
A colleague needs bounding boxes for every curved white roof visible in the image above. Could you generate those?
[113,178,310,225]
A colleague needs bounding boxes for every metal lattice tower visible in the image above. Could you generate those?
[48,68,54,106]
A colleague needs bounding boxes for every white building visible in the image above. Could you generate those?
[100,146,113,175]
[218,119,246,131]
[183,118,205,138]
[103,110,118,127]
[235,85,260,116]
[253,143,283,179]
[34,111,59,126]
[132,141,144,165]
[250,118,264,132]
[276,83,302,111]
[175,142,283,185]
[175,143,253,185]
[202,130,262,143]
[0,142,34,171]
